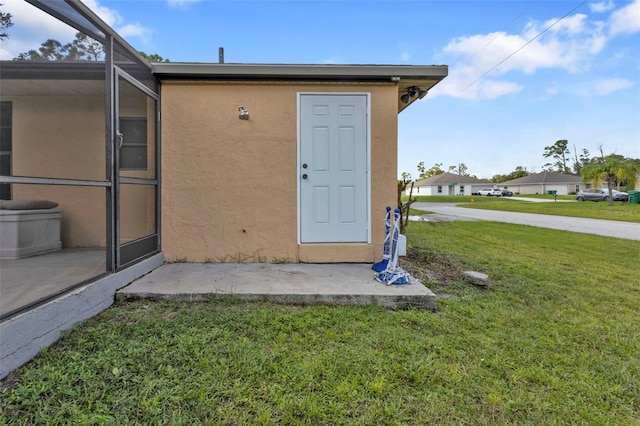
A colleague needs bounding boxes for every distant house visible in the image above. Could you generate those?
[412,172,491,196]
[502,172,582,195]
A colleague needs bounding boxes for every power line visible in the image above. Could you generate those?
[469,9,527,61]
[459,0,588,94]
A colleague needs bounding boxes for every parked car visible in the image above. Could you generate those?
[611,190,629,202]
[501,189,513,197]
[479,188,502,197]
[576,189,629,202]
[576,189,609,202]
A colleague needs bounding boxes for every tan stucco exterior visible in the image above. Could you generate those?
[7,96,106,248]
[161,82,398,263]
[2,63,446,264]
[2,94,156,248]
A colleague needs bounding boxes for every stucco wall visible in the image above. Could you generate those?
[5,96,106,247]
[2,95,155,247]
[505,184,578,195]
[160,82,398,263]
[9,97,105,182]
[415,185,436,196]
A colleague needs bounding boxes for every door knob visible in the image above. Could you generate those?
[302,163,308,169]
[302,174,308,180]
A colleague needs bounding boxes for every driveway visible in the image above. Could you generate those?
[412,202,640,241]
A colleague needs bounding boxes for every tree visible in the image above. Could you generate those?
[581,156,638,206]
[491,166,530,183]
[16,33,103,61]
[416,162,444,180]
[571,145,593,175]
[68,33,104,61]
[15,33,169,62]
[17,38,67,61]
[456,163,469,176]
[397,173,415,233]
[543,139,571,174]
[446,163,470,176]
[138,51,170,63]
[0,3,13,41]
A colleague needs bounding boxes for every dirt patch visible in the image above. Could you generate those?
[0,371,22,393]
[400,246,465,287]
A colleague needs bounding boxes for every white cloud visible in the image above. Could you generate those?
[589,0,615,13]
[433,5,626,100]
[592,78,635,95]
[167,0,202,8]
[429,65,523,100]
[0,0,155,58]
[0,0,76,59]
[81,0,122,27]
[321,57,342,64]
[537,13,589,37]
[565,77,636,97]
[3,0,74,36]
[117,23,153,44]
[0,0,158,60]
[608,0,640,36]
[0,46,12,60]
[400,52,410,61]
[81,0,155,45]
[477,79,524,99]
[541,86,559,100]
[443,22,607,77]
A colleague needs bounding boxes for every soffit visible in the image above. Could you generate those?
[0,61,150,97]
[152,63,448,113]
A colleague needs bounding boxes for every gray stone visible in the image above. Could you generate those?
[435,292,460,300]
[464,271,490,287]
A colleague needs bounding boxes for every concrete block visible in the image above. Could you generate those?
[464,271,490,287]
[398,234,406,256]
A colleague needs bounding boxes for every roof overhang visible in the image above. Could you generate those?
[152,63,448,113]
[0,60,153,97]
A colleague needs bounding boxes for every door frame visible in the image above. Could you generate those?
[113,66,160,269]
[296,92,371,244]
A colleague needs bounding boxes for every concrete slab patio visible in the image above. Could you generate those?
[117,263,437,311]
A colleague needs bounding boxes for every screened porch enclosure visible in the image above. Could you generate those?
[0,0,160,320]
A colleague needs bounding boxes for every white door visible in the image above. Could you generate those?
[299,94,368,243]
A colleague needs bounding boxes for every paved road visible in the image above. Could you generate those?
[412,202,640,241]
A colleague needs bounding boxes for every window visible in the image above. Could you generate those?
[437,185,442,194]
[119,117,147,171]
[0,101,12,200]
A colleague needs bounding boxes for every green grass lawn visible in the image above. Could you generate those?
[408,195,640,223]
[2,222,639,424]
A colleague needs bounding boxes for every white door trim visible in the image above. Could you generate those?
[297,92,371,244]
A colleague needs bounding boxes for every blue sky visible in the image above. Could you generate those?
[2,0,639,179]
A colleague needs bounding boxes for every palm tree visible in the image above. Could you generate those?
[581,157,638,206]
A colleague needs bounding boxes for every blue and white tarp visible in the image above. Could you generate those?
[372,207,418,285]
